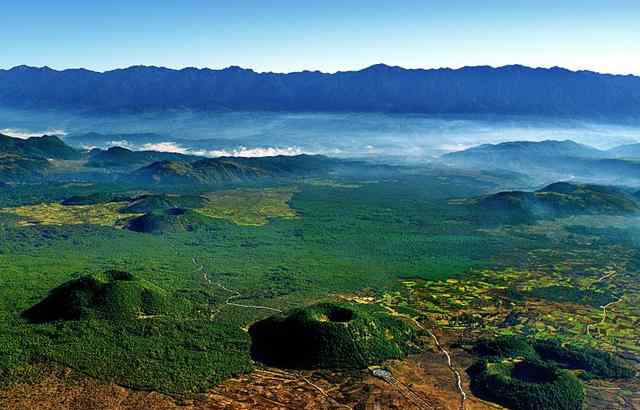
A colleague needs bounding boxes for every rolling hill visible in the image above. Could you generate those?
[441,140,640,184]
[129,154,332,185]
[476,182,640,222]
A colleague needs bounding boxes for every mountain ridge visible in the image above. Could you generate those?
[129,154,332,185]
[87,146,200,168]
[3,63,638,78]
[2,64,639,115]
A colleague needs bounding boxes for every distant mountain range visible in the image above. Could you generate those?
[1,64,640,115]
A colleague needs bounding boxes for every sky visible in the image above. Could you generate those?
[3,0,639,74]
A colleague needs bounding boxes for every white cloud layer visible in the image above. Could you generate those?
[192,146,306,157]
[103,140,307,158]
[0,128,66,139]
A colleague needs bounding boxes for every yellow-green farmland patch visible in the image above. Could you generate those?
[195,187,298,226]
[0,202,139,227]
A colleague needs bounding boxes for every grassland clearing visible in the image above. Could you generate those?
[0,202,140,227]
[195,187,298,226]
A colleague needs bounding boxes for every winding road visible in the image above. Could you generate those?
[586,295,624,337]
[191,256,282,314]
[191,255,464,409]
[382,306,467,410]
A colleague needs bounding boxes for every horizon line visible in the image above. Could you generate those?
[1,63,638,78]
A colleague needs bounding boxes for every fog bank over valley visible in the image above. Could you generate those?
[2,108,640,163]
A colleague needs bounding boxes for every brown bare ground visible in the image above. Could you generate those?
[3,350,636,410]
[0,347,502,410]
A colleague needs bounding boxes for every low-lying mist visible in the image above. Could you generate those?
[2,107,640,162]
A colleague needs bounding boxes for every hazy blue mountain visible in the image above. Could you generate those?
[441,140,606,173]
[440,140,640,185]
[86,146,201,168]
[441,140,605,167]
[130,154,333,185]
[1,64,640,115]
[607,143,640,158]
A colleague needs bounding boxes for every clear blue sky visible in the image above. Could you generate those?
[3,0,639,74]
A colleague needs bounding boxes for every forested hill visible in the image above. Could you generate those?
[0,134,80,160]
[1,64,640,115]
